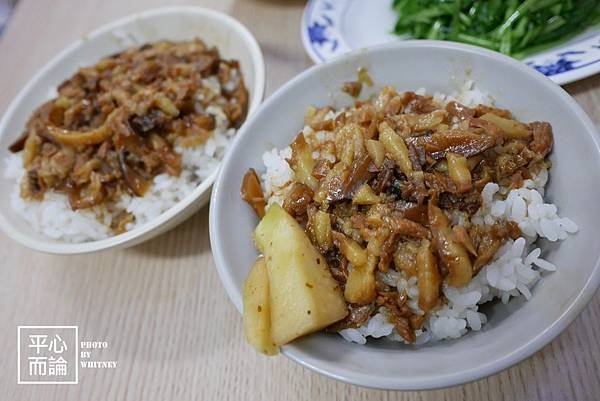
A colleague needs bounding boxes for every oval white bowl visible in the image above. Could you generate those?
[210,41,600,390]
[0,7,265,254]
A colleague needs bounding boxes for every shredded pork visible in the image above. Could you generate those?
[241,85,553,343]
[10,39,248,233]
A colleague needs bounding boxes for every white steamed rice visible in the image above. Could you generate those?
[259,81,578,345]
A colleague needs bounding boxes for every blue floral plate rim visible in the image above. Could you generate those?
[301,0,600,86]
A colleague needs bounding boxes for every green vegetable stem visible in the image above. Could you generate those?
[392,0,600,58]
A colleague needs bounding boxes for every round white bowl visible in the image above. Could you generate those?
[210,41,600,390]
[0,7,265,254]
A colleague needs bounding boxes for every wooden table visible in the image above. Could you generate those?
[0,1,598,400]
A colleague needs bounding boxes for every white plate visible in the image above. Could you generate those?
[301,0,600,85]
[0,7,265,254]
[210,40,600,390]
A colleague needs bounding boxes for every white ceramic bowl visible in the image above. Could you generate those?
[0,7,265,254]
[210,41,600,390]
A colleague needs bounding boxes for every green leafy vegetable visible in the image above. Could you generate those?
[392,0,600,58]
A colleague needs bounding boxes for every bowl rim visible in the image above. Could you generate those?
[209,39,600,390]
[0,6,265,254]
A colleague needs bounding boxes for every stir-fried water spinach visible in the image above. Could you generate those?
[392,0,600,58]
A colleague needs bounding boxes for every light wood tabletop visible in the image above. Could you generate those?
[0,0,599,400]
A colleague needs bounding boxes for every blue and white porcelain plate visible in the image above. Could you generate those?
[301,0,600,85]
